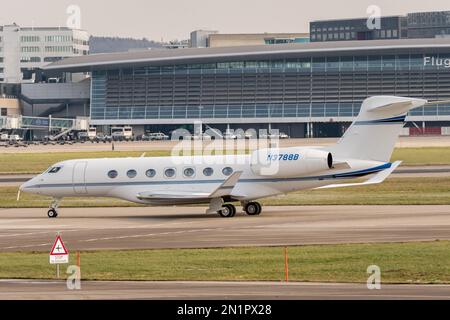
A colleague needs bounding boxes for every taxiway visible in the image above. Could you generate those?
[0,205,449,252]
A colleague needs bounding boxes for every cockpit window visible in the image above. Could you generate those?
[48,167,62,174]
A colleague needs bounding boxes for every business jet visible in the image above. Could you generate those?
[20,96,431,218]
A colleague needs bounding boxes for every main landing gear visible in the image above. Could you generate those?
[217,202,262,218]
[243,202,262,216]
[47,199,61,218]
[218,204,236,218]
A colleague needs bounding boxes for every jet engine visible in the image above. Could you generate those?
[251,147,333,177]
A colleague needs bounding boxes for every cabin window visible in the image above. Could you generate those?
[203,167,214,176]
[164,168,176,178]
[183,167,195,178]
[222,167,233,176]
[146,169,156,178]
[127,170,137,178]
[48,167,62,174]
[107,170,118,179]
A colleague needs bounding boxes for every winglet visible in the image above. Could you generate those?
[209,171,242,198]
[317,161,402,190]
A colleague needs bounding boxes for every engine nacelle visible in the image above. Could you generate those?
[251,147,333,177]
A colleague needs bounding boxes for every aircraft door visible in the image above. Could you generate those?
[72,161,88,194]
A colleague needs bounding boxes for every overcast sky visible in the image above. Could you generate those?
[1,0,449,41]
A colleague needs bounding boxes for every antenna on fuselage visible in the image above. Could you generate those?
[140,153,146,158]
[16,190,21,202]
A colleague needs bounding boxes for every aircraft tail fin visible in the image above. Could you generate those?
[328,96,427,162]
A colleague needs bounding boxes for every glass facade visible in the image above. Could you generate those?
[407,11,450,38]
[310,11,450,42]
[265,37,310,44]
[90,52,450,122]
[310,17,404,42]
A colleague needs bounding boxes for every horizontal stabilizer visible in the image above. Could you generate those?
[368,99,427,113]
[426,100,450,106]
[316,161,401,190]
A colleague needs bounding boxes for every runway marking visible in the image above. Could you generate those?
[79,227,227,243]
[2,243,52,250]
[0,229,73,238]
[0,219,44,225]
[0,280,64,284]
[1,206,449,251]
[0,229,82,250]
[0,221,223,250]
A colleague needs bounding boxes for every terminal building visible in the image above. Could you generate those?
[44,38,450,138]
[0,24,89,84]
[190,30,310,48]
[0,24,90,137]
[310,10,450,42]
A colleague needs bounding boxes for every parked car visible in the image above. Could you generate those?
[94,133,112,143]
[0,133,9,141]
[279,132,290,139]
[147,132,169,141]
[8,134,23,142]
[201,133,213,140]
[224,130,237,140]
[234,131,254,139]
[259,131,290,139]
[77,131,89,142]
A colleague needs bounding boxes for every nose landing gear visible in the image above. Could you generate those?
[47,209,58,218]
[47,199,61,218]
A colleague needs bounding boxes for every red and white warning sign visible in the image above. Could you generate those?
[49,235,69,264]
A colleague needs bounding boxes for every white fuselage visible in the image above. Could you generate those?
[20,150,388,205]
[20,96,430,216]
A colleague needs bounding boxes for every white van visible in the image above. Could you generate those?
[88,127,97,140]
[111,126,133,141]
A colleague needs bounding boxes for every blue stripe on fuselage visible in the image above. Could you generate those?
[24,163,392,189]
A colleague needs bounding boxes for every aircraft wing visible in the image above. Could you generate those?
[316,161,402,189]
[136,171,243,201]
[137,191,211,200]
[209,171,242,198]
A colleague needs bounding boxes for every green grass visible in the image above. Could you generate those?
[391,147,450,166]
[0,151,170,174]
[1,241,449,283]
[1,147,450,174]
[5,177,450,208]
[264,177,450,206]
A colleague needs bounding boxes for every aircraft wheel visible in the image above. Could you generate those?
[244,202,262,216]
[218,204,236,218]
[47,209,58,218]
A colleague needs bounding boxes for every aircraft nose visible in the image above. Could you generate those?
[19,181,30,192]
[20,178,37,193]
